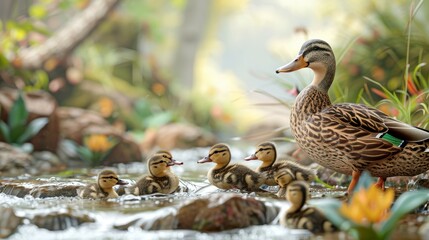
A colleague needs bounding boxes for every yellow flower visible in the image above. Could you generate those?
[340,185,394,225]
[85,134,114,152]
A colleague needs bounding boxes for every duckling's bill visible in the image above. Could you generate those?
[276,54,308,73]
[244,154,258,161]
[116,178,128,185]
[197,156,212,163]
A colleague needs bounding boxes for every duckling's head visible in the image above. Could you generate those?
[97,170,127,191]
[244,142,277,164]
[286,181,310,211]
[148,155,173,177]
[197,143,231,166]
[276,39,335,92]
[155,150,184,166]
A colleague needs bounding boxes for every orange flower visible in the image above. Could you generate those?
[340,185,394,225]
[98,97,114,118]
[85,134,114,152]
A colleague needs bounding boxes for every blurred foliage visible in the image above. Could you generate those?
[331,0,429,127]
[0,0,88,91]
[0,0,248,139]
[0,92,48,152]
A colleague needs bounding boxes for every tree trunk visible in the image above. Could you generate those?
[14,0,121,69]
[173,0,212,89]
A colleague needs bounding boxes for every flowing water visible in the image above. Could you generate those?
[0,146,319,240]
[1,146,426,240]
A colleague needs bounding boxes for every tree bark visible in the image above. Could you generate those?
[173,0,212,89]
[14,0,121,69]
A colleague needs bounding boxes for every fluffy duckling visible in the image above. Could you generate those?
[129,154,180,195]
[154,150,184,169]
[197,143,266,191]
[245,142,316,187]
[280,181,336,234]
[77,169,127,199]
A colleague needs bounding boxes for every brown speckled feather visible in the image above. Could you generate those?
[286,40,429,179]
[210,164,263,191]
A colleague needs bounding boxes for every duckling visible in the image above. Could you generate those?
[154,150,184,168]
[245,142,316,187]
[77,169,127,199]
[197,143,266,191]
[129,154,180,195]
[280,181,336,234]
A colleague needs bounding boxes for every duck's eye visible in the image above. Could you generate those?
[266,151,270,155]
[312,46,321,51]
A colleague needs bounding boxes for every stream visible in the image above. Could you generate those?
[1,146,428,240]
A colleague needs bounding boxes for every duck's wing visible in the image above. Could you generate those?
[307,103,405,161]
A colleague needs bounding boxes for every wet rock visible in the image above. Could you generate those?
[0,206,22,238]
[0,180,84,198]
[58,107,142,165]
[0,88,60,152]
[116,193,279,232]
[0,142,33,176]
[30,151,67,175]
[141,123,217,152]
[31,210,95,231]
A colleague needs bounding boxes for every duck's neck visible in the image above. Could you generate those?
[101,187,118,198]
[309,60,335,92]
[260,158,275,169]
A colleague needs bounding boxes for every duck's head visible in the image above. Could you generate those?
[97,169,127,191]
[148,155,173,177]
[286,181,309,211]
[244,142,277,164]
[276,39,335,92]
[155,150,184,166]
[197,143,231,166]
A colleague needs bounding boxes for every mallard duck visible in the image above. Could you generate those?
[129,154,180,195]
[280,181,336,233]
[197,143,266,191]
[77,169,127,199]
[245,142,316,186]
[276,39,429,193]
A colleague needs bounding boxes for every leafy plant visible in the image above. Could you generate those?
[75,134,118,167]
[312,172,429,240]
[0,92,48,152]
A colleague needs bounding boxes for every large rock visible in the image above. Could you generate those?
[0,142,33,176]
[0,180,84,198]
[141,123,217,152]
[31,210,95,231]
[0,88,60,152]
[58,107,142,165]
[0,206,22,238]
[115,193,279,232]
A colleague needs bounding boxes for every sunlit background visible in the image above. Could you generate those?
[0,0,428,150]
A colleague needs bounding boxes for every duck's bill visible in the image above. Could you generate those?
[197,156,212,163]
[275,54,308,73]
[116,179,128,185]
[244,154,258,161]
[172,159,184,165]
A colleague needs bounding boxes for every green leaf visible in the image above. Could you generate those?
[29,4,47,19]
[16,117,48,144]
[310,198,351,230]
[353,171,375,193]
[0,120,11,142]
[8,92,28,133]
[379,190,429,239]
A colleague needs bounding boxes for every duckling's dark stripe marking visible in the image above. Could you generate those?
[377,133,407,147]
[209,149,227,157]
[101,176,119,181]
[151,160,168,165]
